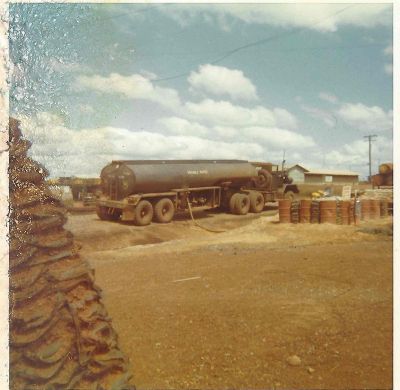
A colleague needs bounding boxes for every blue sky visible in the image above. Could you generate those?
[10,3,393,178]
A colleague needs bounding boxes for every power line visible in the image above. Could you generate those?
[127,43,386,61]
[152,4,357,83]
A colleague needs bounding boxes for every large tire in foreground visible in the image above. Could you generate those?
[134,200,153,226]
[154,198,175,223]
[9,118,132,389]
[234,194,251,215]
[249,191,264,213]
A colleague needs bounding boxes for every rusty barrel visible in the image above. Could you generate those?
[299,200,311,223]
[380,200,389,217]
[349,200,355,225]
[319,200,337,224]
[279,199,291,223]
[361,199,372,221]
[340,200,351,225]
[370,199,381,219]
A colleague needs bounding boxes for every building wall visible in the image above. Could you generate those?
[304,174,358,185]
[332,175,358,184]
[304,174,324,184]
[288,166,305,183]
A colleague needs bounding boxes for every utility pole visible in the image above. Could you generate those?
[364,135,377,183]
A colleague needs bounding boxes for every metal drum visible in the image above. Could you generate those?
[361,199,372,221]
[371,199,381,219]
[380,200,389,217]
[300,200,311,223]
[278,200,291,223]
[340,200,351,225]
[319,200,337,224]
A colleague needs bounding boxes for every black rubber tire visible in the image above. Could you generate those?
[96,206,121,221]
[96,206,109,220]
[154,198,175,223]
[257,169,272,190]
[249,191,264,213]
[284,190,298,201]
[234,194,250,215]
[134,200,153,226]
[229,193,241,214]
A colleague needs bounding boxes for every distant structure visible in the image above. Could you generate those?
[287,165,359,185]
[47,177,101,200]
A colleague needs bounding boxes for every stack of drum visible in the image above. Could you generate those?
[279,197,389,224]
[300,200,312,223]
[290,201,300,223]
[380,200,389,217]
[310,200,320,223]
[319,200,337,224]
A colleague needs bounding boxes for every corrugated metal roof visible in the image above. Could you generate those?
[305,169,359,176]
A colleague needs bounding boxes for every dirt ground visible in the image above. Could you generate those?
[66,208,393,389]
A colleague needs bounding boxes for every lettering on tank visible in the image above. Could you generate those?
[187,170,209,175]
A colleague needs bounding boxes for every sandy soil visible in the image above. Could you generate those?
[66,208,393,389]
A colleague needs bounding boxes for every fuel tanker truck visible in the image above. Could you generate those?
[96,159,297,225]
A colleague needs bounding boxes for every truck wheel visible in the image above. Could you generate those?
[229,193,241,214]
[234,194,250,215]
[97,206,121,221]
[134,200,153,226]
[284,190,298,201]
[249,191,264,213]
[96,206,109,220]
[109,209,121,221]
[154,198,175,223]
[257,169,272,189]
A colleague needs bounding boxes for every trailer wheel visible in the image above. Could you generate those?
[96,206,121,221]
[154,198,175,223]
[96,206,109,220]
[229,193,241,214]
[249,191,264,213]
[234,194,250,215]
[134,200,153,226]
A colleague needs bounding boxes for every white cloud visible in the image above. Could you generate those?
[272,108,298,130]
[242,126,316,150]
[188,64,258,101]
[301,104,337,128]
[158,116,210,137]
[336,102,393,132]
[73,72,181,111]
[324,136,392,174]
[384,63,393,75]
[160,4,391,32]
[19,112,265,177]
[185,99,298,129]
[383,45,393,56]
[49,58,91,74]
[318,92,338,104]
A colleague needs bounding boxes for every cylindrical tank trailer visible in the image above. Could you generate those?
[100,160,265,200]
[97,159,271,225]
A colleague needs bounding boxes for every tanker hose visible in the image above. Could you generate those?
[187,201,226,234]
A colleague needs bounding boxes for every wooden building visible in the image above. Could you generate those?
[288,165,359,185]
